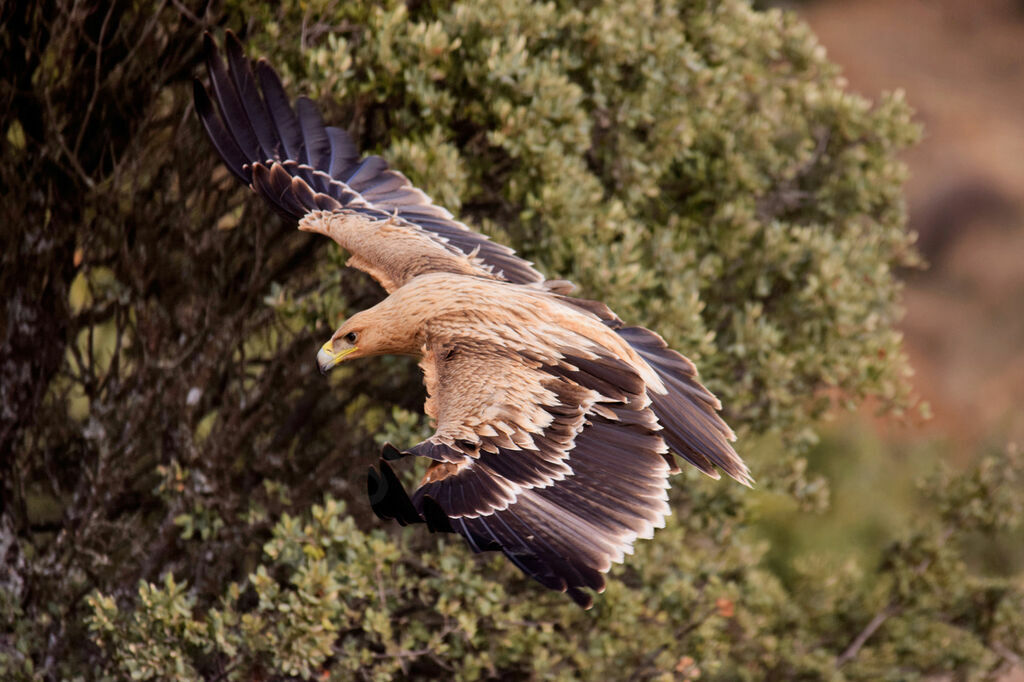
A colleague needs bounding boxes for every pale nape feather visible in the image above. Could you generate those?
[297,210,498,294]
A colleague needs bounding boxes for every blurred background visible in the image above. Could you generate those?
[807,0,1024,448]
[759,0,1024,596]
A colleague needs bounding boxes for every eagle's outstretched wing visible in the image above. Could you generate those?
[369,334,674,609]
[196,32,751,608]
[194,31,548,292]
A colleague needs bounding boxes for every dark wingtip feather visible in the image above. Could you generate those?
[254,57,304,162]
[295,97,331,176]
[193,79,250,184]
[193,77,211,117]
[612,325,752,485]
[204,32,263,163]
[568,587,595,610]
[224,29,282,163]
[223,27,243,53]
[202,31,216,59]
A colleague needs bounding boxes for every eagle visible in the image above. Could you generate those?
[195,31,750,608]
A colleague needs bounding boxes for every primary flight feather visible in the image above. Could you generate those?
[196,31,751,608]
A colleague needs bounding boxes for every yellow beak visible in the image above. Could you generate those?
[316,342,358,375]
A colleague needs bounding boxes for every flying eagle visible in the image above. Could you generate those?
[195,31,751,608]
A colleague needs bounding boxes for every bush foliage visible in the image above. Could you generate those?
[2,0,1021,679]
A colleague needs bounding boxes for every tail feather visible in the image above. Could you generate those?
[616,325,751,485]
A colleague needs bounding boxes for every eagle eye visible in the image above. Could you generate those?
[344,331,358,344]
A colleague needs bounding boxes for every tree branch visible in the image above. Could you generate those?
[836,604,899,668]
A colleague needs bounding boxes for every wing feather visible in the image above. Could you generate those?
[196,31,547,291]
[614,325,751,485]
[295,97,332,189]
[379,337,675,607]
[326,126,360,179]
[193,79,249,184]
[254,58,304,163]
[556,293,750,485]
[223,31,280,162]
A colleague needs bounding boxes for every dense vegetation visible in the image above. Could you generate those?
[2,0,1021,679]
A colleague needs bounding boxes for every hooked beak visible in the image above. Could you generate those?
[316,341,358,375]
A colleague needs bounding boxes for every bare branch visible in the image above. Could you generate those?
[836,604,899,668]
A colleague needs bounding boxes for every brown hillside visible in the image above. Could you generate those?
[801,0,1024,449]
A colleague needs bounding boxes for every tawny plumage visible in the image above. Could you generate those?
[196,31,751,608]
